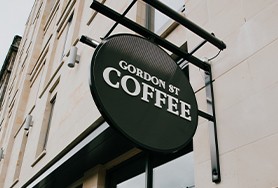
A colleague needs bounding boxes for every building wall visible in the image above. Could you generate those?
[0,0,137,187]
[0,35,22,188]
[184,0,278,187]
[0,0,278,188]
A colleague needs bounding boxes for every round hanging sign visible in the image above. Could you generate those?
[90,34,198,153]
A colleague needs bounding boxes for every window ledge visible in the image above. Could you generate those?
[31,150,46,167]
[9,178,19,188]
[158,19,179,39]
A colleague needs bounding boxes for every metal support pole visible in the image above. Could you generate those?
[198,110,214,122]
[103,0,137,39]
[145,152,153,188]
[189,40,207,56]
[80,35,100,48]
[204,67,221,183]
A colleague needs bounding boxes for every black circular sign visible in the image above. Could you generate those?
[90,34,198,153]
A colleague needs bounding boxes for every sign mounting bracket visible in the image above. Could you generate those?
[174,38,221,183]
[204,67,221,183]
[82,0,226,184]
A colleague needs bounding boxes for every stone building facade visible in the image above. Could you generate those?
[0,0,278,188]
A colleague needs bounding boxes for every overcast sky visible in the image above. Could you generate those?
[0,0,35,69]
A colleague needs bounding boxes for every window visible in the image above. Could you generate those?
[117,173,145,188]
[106,153,146,188]
[106,142,194,188]
[146,0,185,34]
[153,152,194,188]
[61,13,74,60]
[12,127,28,183]
[34,91,57,160]
[43,94,56,149]
[2,118,29,187]
[155,0,185,33]
[0,77,9,107]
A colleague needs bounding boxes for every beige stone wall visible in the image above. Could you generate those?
[181,0,278,187]
[0,0,137,187]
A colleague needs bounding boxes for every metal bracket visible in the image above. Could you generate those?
[204,67,221,183]
[90,0,211,71]
[186,40,221,184]
[85,0,224,184]
[80,35,100,48]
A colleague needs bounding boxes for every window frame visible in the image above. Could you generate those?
[43,94,56,150]
[33,78,59,163]
[60,13,74,60]
[105,141,193,188]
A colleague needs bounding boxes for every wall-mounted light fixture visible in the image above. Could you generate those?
[67,46,80,68]
[0,147,4,161]
[24,114,33,131]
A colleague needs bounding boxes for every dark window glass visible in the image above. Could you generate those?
[106,142,193,188]
[153,152,194,188]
